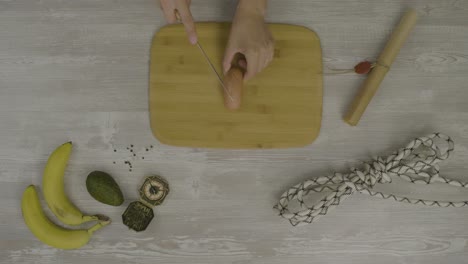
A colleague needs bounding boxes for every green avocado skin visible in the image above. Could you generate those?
[86,171,124,206]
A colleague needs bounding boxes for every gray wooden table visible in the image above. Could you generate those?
[1,0,468,263]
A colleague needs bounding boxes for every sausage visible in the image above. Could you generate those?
[223,66,244,110]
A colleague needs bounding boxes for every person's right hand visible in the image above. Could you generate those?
[159,0,197,44]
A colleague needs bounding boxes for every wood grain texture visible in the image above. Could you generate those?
[1,0,468,263]
[150,23,322,148]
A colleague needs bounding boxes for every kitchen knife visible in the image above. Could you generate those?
[174,11,234,101]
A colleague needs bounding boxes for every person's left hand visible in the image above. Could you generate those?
[223,3,274,80]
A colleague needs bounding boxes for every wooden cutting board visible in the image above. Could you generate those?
[149,23,322,149]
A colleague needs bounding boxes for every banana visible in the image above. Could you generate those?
[21,185,111,249]
[43,142,98,225]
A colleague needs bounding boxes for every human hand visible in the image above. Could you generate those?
[223,0,274,81]
[159,0,197,44]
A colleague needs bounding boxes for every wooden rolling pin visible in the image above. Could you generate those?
[223,53,246,110]
[344,9,419,126]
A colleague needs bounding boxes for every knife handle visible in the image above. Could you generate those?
[224,53,245,110]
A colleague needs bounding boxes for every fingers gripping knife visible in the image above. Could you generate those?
[174,10,236,103]
[173,10,251,110]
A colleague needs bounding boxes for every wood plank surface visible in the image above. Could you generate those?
[1,0,468,263]
[150,23,322,148]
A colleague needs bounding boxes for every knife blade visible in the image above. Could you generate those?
[174,10,233,101]
[195,42,234,101]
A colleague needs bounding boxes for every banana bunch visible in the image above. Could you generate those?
[21,142,110,249]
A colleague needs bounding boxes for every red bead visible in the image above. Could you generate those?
[354,61,373,74]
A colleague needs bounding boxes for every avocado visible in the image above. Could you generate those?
[86,171,124,206]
